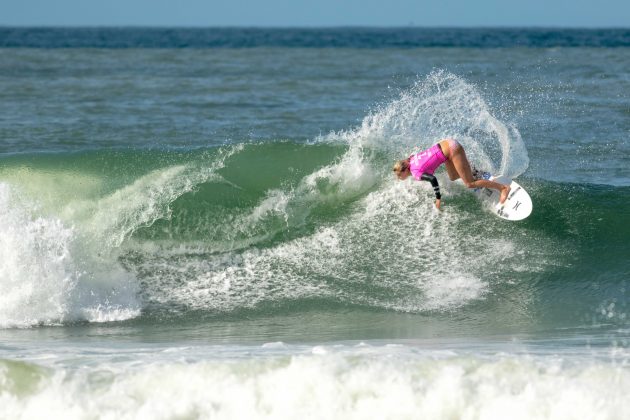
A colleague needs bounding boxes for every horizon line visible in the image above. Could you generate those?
[1,24,629,30]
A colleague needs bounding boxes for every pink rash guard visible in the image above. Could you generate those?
[409,144,447,180]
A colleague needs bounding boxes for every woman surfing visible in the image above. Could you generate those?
[393,139,510,210]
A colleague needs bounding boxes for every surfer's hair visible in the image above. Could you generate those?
[393,160,409,174]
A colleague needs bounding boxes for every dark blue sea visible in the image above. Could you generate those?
[0,28,629,418]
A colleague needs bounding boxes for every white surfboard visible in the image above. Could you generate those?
[473,172,532,221]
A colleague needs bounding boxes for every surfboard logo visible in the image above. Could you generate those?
[508,187,521,200]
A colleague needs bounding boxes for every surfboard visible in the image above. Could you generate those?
[472,172,532,221]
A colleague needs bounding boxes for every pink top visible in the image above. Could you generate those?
[409,144,447,180]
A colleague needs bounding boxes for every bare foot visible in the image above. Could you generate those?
[499,185,511,204]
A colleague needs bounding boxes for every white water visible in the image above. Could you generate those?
[326,70,529,178]
[0,147,241,327]
[1,342,629,420]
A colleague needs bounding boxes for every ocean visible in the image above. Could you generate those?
[0,28,629,419]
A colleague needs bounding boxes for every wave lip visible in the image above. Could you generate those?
[0,146,246,328]
[0,182,142,328]
[0,184,79,327]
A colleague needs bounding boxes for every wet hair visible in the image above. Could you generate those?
[392,159,409,174]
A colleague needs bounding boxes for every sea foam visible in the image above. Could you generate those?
[1,347,628,420]
[0,147,242,327]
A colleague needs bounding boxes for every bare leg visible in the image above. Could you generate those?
[444,159,460,181]
[448,143,510,204]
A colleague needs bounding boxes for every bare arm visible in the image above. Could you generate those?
[420,173,441,209]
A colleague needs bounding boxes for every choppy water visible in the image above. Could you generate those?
[0,28,629,419]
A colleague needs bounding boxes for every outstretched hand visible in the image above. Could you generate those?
[435,199,441,210]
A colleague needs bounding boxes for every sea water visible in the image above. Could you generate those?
[0,28,629,419]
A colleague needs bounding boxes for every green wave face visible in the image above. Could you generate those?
[0,142,627,332]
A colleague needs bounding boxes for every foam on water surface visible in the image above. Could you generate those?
[1,343,629,420]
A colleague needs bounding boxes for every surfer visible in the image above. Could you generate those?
[393,139,510,210]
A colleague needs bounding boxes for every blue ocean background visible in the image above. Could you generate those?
[0,28,629,418]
